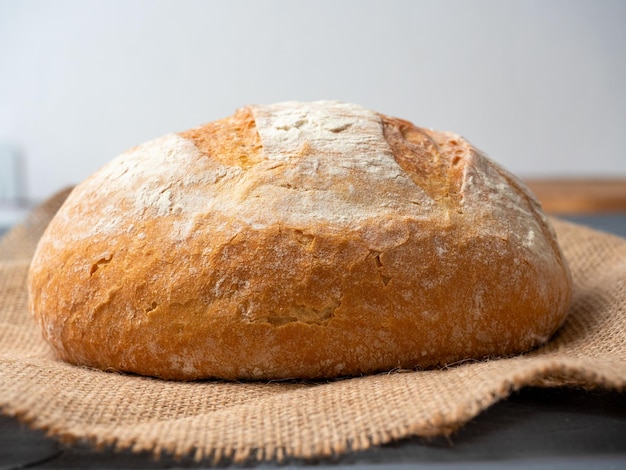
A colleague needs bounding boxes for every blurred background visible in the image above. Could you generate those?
[1,0,625,226]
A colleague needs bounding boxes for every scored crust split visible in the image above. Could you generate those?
[27,101,572,380]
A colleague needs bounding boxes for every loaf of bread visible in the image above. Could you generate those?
[28,101,572,380]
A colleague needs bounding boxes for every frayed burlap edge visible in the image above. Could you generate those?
[3,357,623,465]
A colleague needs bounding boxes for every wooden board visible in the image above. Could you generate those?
[525,179,626,214]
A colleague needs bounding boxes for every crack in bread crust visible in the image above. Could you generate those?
[179,107,264,169]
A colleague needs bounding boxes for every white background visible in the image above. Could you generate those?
[1,0,625,202]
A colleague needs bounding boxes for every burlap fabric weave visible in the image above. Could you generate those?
[1,188,625,463]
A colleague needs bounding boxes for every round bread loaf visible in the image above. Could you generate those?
[28,101,572,380]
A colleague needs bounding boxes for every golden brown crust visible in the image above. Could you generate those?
[28,101,572,380]
[380,116,465,207]
[178,107,264,169]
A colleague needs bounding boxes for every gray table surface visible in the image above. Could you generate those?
[1,214,625,469]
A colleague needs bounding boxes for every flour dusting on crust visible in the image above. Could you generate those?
[54,102,439,246]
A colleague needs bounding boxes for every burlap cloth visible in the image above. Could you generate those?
[1,188,625,463]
